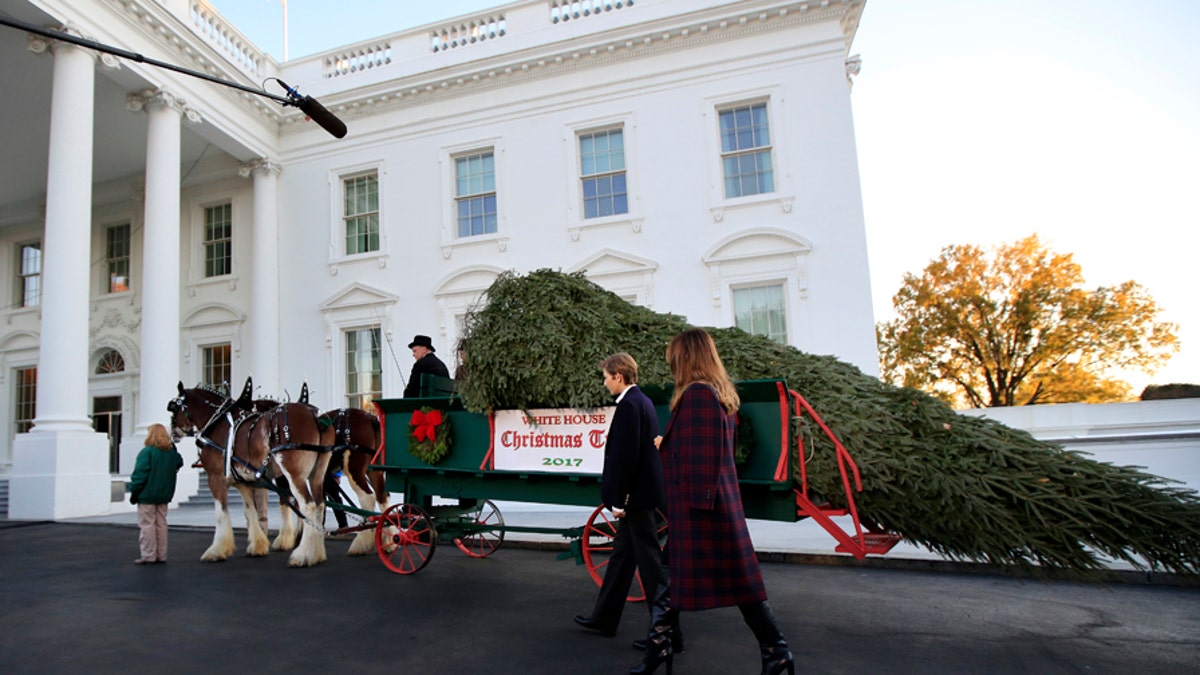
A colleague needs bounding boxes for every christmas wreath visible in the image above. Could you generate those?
[408,407,453,465]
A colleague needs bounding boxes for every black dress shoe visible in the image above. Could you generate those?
[574,614,616,637]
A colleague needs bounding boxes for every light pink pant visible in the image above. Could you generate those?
[137,503,169,562]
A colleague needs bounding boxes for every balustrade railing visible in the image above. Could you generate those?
[324,42,393,79]
[550,0,635,24]
[431,14,507,53]
[189,2,265,79]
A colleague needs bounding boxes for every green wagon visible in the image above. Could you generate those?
[367,377,899,585]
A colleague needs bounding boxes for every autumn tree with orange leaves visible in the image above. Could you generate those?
[877,235,1178,408]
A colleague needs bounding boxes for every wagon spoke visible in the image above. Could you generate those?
[375,503,437,574]
[454,500,505,558]
[581,505,663,603]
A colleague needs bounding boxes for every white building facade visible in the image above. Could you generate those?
[0,0,877,518]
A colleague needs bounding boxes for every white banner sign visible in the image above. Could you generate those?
[492,407,615,474]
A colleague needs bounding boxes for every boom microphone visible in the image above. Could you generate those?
[296,95,347,139]
[272,79,347,139]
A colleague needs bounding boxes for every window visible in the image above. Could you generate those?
[202,344,232,390]
[455,152,497,237]
[204,203,232,277]
[106,224,131,293]
[733,284,787,344]
[343,172,380,255]
[718,102,774,198]
[579,128,628,219]
[95,349,126,374]
[15,242,41,308]
[14,366,36,433]
[346,327,382,410]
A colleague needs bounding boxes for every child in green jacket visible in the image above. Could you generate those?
[129,423,184,564]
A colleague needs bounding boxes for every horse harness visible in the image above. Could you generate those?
[328,408,379,455]
[188,398,330,496]
[170,385,333,533]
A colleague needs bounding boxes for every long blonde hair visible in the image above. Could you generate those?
[666,328,739,414]
[146,423,173,450]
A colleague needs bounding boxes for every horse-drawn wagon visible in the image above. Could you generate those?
[170,373,900,582]
[361,375,901,585]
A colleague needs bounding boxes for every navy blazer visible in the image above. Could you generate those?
[600,385,664,512]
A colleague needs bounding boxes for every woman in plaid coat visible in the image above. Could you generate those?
[636,328,793,675]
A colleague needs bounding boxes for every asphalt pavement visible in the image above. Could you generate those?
[1,520,1198,674]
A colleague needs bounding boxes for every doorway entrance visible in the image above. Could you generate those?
[92,396,122,473]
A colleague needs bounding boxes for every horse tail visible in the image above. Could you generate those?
[369,412,382,450]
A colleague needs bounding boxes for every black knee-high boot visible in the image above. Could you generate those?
[630,582,674,675]
[738,601,794,675]
[633,613,684,653]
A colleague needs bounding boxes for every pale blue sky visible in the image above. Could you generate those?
[209,0,1200,390]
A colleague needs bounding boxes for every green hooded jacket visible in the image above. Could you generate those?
[129,445,184,505]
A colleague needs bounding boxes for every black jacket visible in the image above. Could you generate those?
[600,385,664,512]
[404,352,450,398]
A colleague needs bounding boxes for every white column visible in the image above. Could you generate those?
[33,42,95,432]
[240,159,282,397]
[10,37,111,520]
[126,88,198,441]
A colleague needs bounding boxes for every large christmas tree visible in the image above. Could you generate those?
[455,269,1200,576]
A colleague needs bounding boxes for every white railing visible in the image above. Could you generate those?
[550,0,634,24]
[289,0,652,85]
[430,14,507,53]
[189,2,266,79]
[324,42,393,79]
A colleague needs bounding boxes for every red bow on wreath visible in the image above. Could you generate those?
[411,409,443,442]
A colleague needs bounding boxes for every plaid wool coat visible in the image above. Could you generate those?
[660,383,767,611]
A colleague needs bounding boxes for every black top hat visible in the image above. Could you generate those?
[408,334,436,352]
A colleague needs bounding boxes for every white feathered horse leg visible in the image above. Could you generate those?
[234,484,270,556]
[344,453,388,556]
[278,450,332,568]
[273,499,299,552]
[200,472,235,562]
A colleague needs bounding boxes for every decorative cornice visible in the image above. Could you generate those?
[280,1,863,133]
[76,0,861,136]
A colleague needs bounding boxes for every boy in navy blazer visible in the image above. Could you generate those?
[575,353,681,654]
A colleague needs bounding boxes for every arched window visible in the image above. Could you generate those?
[95,349,126,374]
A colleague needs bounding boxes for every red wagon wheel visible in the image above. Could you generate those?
[454,499,505,558]
[581,505,669,603]
[375,503,437,575]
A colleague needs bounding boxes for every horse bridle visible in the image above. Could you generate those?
[167,395,197,438]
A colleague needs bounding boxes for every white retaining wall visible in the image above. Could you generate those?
[960,399,1200,493]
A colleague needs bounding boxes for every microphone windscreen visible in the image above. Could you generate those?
[298,95,347,139]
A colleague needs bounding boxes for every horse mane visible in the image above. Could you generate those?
[190,384,228,405]
[252,397,280,412]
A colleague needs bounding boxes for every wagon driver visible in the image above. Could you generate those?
[403,334,450,398]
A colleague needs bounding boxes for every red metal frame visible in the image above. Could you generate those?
[371,401,387,466]
[480,412,496,470]
[773,382,790,482]
[788,390,900,558]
